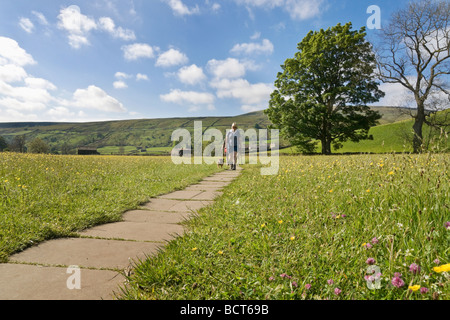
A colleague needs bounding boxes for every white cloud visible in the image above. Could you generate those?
[178,64,206,85]
[165,0,200,16]
[160,89,215,111]
[58,6,136,48]
[122,43,156,61]
[98,17,136,41]
[32,11,49,26]
[231,38,274,55]
[46,107,75,119]
[19,18,34,34]
[136,73,149,81]
[210,78,273,110]
[156,49,189,68]
[235,0,326,20]
[207,58,246,79]
[24,77,57,91]
[113,81,128,89]
[0,64,28,83]
[71,85,127,112]
[211,3,221,12]
[0,37,36,67]
[115,72,133,79]
[57,5,97,48]
[251,32,261,40]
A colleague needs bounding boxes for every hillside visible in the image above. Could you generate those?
[0,111,272,155]
[0,107,444,155]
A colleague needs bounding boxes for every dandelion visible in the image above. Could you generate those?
[408,285,421,292]
[420,287,429,294]
[218,251,223,255]
[261,223,266,228]
[290,236,296,241]
[388,171,394,175]
[334,288,342,296]
[366,258,376,265]
[191,248,198,252]
[366,189,371,193]
[278,220,283,224]
[409,263,421,274]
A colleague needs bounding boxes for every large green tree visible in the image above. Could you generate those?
[266,23,384,155]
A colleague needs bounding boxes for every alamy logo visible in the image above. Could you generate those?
[171,121,279,176]
[367,5,382,30]
[66,265,81,290]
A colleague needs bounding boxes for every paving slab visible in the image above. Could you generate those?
[158,190,204,200]
[0,264,124,300]
[202,176,236,182]
[79,221,185,242]
[143,198,213,212]
[123,210,192,224]
[183,184,224,192]
[191,191,223,200]
[10,238,163,270]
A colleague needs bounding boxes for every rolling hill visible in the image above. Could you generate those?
[0,107,446,155]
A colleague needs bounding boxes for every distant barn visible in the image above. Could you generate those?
[77,147,100,155]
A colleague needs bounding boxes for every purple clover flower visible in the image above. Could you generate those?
[409,263,421,274]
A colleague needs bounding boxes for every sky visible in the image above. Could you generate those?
[0,0,414,123]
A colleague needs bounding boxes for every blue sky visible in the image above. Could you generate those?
[0,0,412,122]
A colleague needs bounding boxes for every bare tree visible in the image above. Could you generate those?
[375,0,450,153]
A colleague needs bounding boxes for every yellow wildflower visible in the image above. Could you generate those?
[191,248,198,252]
[218,251,223,255]
[433,264,450,273]
[408,285,420,292]
[278,220,283,224]
[290,236,296,241]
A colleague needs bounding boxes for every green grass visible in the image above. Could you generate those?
[119,154,449,300]
[279,115,449,155]
[0,153,222,262]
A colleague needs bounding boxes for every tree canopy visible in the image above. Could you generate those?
[266,22,384,154]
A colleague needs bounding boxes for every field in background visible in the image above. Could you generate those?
[0,107,422,155]
[0,153,221,262]
[120,154,449,300]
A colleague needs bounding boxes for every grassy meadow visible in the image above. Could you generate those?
[120,154,449,300]
[0,153,221,262]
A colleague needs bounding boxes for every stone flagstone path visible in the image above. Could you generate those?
[0,168,242,300]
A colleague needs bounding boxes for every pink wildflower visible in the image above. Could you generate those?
[434,259,440,265]
[305,284,312,290]
[409,263,421,274]
[391,276,405,288]
[366,258,376,265]
[327,279,334,285]
[371,237,379,244]
[420,287,429,294]
[334,288,342,296]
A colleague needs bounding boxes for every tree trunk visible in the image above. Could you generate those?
[321,138,332,155]
[412,102,425,153]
